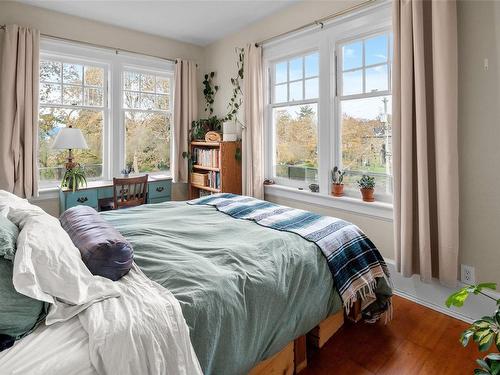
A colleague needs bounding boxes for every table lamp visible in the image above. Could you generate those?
[51,126,88,170]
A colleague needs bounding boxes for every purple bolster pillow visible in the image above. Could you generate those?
[60,206,133,281]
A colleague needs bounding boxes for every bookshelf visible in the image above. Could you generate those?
[189,141,242,199]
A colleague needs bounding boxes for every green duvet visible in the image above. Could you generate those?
[102,202,342,375]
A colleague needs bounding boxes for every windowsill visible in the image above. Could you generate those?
[264,184,393,221]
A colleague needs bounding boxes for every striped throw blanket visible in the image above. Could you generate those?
[188,193,392,323]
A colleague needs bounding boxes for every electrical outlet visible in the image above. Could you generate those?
[461,264,475,284]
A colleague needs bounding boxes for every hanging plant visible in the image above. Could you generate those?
[203,72,219,115]
[225,47,244,125]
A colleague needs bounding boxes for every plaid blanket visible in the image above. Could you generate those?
[188,193,392,323]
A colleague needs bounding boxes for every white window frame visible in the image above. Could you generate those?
[335,28,393,201]
[263,2,392,216]
[39,50,111,186]
[120,65,173,174]
[268,48,320,188]
[39,38,174,190]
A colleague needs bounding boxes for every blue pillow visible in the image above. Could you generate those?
[0,216,18,261]
[59,206,133,281]
[0,259,45,348]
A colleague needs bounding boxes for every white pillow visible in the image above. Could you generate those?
[0,190,121,324]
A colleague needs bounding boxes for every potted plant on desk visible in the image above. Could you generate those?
[358,175,375,202]
[61,165,87,192]
[331,166,346,197]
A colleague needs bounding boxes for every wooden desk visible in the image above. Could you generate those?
[59,175,172,214]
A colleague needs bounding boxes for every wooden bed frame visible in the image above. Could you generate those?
[248,301,361,375]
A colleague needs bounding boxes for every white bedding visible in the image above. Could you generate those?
[0,191,202,375]
[0,317,97,375]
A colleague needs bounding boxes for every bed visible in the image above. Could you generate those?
[0,192,391,375]
[102,201,343,374]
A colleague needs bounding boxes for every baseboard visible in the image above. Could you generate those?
[385,259,499,324]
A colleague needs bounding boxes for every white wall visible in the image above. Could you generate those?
[203,0,500,286]
[457,0,500,285]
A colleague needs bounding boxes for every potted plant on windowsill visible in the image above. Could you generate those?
[358,175,375,202]
[331,166,346,197]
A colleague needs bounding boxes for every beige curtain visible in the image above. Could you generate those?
[392,0,459,286]
[172,59,197,183]
[0,25,40,198]
[242,44,264,199]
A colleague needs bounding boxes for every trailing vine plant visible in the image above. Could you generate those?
[182,71,222,164]
[203,72,219,115]
[225,47,244,126]
[225,47,244,161]
[190,71,223,140]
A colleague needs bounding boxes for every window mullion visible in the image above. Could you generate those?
[317,38,330,195]
[362,40,366,94]
[286,60,290,102]
[112,60,122,178]
[302,56,305,100]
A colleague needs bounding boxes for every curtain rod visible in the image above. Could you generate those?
[0,24,180,64]
[255,0,377,47]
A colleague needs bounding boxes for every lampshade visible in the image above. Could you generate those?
[51,127,88,150]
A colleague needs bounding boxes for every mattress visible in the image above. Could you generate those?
[101,201,342,375]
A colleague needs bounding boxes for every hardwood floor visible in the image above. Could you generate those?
[303,295,483,375]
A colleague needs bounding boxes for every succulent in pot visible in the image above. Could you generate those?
[121,164,132,178]
[357,175,375,202]
[331,166,346,197]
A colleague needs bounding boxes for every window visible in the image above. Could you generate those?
[338,32,392,194]
[271,52,319,186]
[39,58,106,187]
[122,70,171,173]
[264,3,392,204]
[38,40,174,189]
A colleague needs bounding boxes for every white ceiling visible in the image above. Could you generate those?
[18,0,298,46]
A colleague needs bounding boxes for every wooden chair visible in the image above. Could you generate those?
[113,175,148,209]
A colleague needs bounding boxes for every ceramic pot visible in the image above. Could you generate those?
[332,183,344,197]
[360,188,375,202]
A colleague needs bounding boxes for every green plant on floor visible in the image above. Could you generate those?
[446,283,500,375]
[61,165,87,192]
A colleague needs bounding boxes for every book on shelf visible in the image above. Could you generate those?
[192,148,220,168]
[207,171,221,190]
[189,140,241,199]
